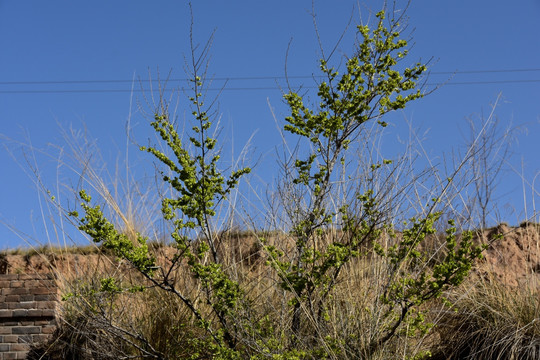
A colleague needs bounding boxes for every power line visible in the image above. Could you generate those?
[429,68,540,75]
[439,79,540,85]
[1,68,540,86]
[0,79,539,94]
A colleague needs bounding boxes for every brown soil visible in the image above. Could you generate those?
[2,223,540,287]
[475,222,540,286]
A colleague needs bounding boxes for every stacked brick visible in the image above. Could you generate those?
[0,274,57,360]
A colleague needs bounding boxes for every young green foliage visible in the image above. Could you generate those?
[371,215,485,353]
[69,190,156,275]
[267,9,485,356]
[70,27,251,356]
[272,9,428,344]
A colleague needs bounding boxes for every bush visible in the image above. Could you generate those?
[37,5,488,360]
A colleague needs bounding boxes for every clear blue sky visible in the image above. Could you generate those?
[1,1,539,249]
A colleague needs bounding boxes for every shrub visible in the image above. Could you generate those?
[38,5,486,359]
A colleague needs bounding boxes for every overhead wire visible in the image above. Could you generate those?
[1,68,540,85]
[0,68,539,94]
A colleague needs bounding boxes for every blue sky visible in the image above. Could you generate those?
[1,1,539,249]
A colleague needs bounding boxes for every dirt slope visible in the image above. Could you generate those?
[2,223,539,287]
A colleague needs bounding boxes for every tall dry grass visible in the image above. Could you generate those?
[431,273,540,359]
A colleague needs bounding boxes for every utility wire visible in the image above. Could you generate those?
[1,68,540,86]
[0,68,539,93]
[0,80,539,94]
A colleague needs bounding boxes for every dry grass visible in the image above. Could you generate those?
[13,229,432,358]
[16,223,540,359]
[431,275,540,359]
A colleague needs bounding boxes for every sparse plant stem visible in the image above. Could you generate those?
[70,10,250,356]
[276,8,427,342]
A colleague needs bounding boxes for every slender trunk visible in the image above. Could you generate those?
[291,301,302,344]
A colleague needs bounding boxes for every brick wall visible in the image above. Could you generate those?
[0,274,58,360]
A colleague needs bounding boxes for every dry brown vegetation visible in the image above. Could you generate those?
[3,223,540,359]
